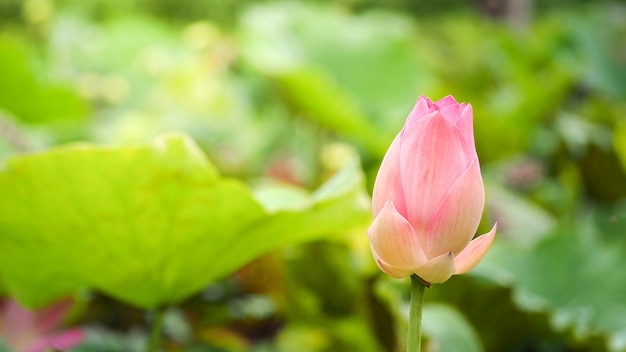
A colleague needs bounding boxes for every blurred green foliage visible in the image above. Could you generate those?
[1,0,626,351]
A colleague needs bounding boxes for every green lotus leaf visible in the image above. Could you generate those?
[422,304,484,352]
[0,133,369,308]
[477,204,626,350]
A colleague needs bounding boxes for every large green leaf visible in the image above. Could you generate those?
[477,204,626,350]
[0,133,370,308]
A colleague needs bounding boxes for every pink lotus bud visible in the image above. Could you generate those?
[368,96,496,284]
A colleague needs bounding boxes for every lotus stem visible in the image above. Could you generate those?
[407,274,427,352]
[145,307,165,352]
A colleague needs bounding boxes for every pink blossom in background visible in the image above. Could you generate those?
[368,95,496,284]
[0,297,84,352]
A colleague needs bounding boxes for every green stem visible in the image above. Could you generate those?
[145,307,165,352]
[407,275,427,352]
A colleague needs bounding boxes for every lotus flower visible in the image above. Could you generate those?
[0,297,84,352]
[368,96,496,285]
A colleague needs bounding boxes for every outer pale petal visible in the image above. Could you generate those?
[414,251,455,284]
[372,136,406,217]
[454,224,497,274]
[367,201,427,269]
[399,112,472,232]
[426,159,485,257]
[371,252,414,278]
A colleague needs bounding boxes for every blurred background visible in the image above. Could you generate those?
[1,0,626,351]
